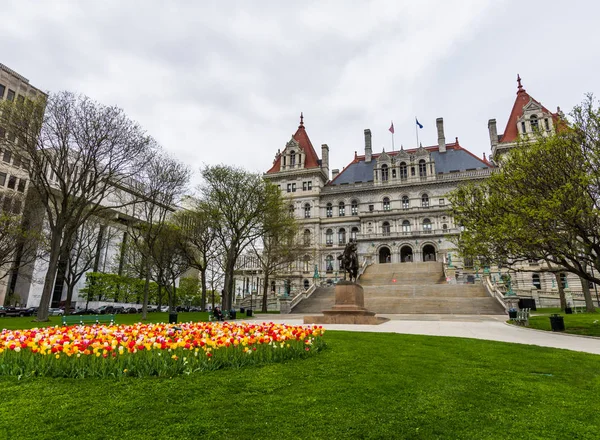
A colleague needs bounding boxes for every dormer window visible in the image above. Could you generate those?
[290,150,296,167]
[419,159,427,177]
[530,115,538,132]
[381,164,389,181]
[399,162,407,180]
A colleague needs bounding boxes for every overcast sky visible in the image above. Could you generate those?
[2,1,598,185]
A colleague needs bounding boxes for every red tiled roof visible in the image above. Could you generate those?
[500,76,557,144]
[266,115,321,174]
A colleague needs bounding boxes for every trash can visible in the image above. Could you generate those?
[246,309,253,317]
[240,307,245,313]
[549,314,565,332]
[169,312,178,324]
[229,310,237,320]
[508,310,517,319]
[565,307,573,314]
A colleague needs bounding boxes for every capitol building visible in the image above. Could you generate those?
[233,77,563,300]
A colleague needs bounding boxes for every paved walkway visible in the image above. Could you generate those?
[250,314,600,355]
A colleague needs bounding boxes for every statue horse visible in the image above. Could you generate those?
[337,240,359,283]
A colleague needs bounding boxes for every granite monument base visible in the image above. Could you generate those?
[304,281,388,325]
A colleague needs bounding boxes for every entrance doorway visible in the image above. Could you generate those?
[379,246,391,264]
[400,245,413,262]
[422,244,436,262]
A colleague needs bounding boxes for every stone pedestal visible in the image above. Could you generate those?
[304,281,388,325]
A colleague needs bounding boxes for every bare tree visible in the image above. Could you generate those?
[125,152,190,319]
[0,92,155,321]
[173,201,219,311]
[62,217,118,314]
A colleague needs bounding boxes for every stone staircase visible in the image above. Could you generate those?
[292,262,505,315]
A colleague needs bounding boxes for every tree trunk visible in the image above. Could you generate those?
[580,275,595,312]
[555,272,567,311]
[141,265,151,320]
[36,231,63,322]
[262,272,269,313]
[64,282,75,316]
[200,268,207,311]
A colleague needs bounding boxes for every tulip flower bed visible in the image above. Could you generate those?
[0,321,326,378]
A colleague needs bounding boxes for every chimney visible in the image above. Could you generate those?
[436,118,446,153]
[488,119,498,151]
[364,129,372,162]
[332,169,340,180]
[321,144,329,178]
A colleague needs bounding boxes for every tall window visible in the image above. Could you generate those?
[530,115,538,131]
[0,84,5,99]
[338,202,345,217]
[402,196,409,209]
[521,121,526,133]
[400,162,407,180]
[303,255,310,272]
[421,194,429,208]
[338,228,346,245]
[326,229,333,245]
[351,200,358,215]
[351,227,359,240]
[422,218,432,233]
[7,176,16,190]
[304,229,311,246]
[326,203,333,218]
[6,89,15,101]
[382,197,390,211]
[290,150,296,167]
[381,164,389,181]
[2,150,11,163]
[0,172,6,186]
[288,205,295,216]
[326,255,334,272]
[544,118,550,131]
[17,179,26,193]
[532,274,541,289]
[402,220,411,234]
[304,203,311,218]
[382,221,390,236]
[419,159,427,177]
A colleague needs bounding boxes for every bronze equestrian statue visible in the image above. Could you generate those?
[337,239,359,283]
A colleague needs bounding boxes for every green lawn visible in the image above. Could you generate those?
[1,331,599,439]
[528,308,600,337]
[0,311,275,331]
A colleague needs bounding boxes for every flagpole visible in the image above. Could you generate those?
[391,130,395,152]
[415,117,419,148]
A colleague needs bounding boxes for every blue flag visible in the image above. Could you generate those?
[416,118,423,129]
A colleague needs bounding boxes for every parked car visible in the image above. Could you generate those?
[0,306,35,317]
[160,306,169,312]
[72,308,99,315]
[48,308,64,316]
[97,305,115,315]
[147,306,158,312]
[125,307,138,314]
[113,306,125,314]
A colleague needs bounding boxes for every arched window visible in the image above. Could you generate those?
[382,221,390,236]
[351,200,358,215]
[392,168,397,178]
[530,115,538,131]
[326,255,334,272]
[304,279,310,290]
[326,229,333,245]
[419,159,427,177]
[402,220,411,234]
[422,218,432,233]
[326,203,333,218]
[381,164,389,181]
[303,229,311,246]
[351,226,359,240]
[290,150,296,166]
[338,228,346,245]
[288,204,295,216]
[304,203,311,218]
[383,197,390,211]
[402,196,409,210]
[421,194,429,208]
[338,202,345,217]
[400,162,407,180]
[532,274,541,289]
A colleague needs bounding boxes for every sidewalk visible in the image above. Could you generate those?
[250,314,600,355]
